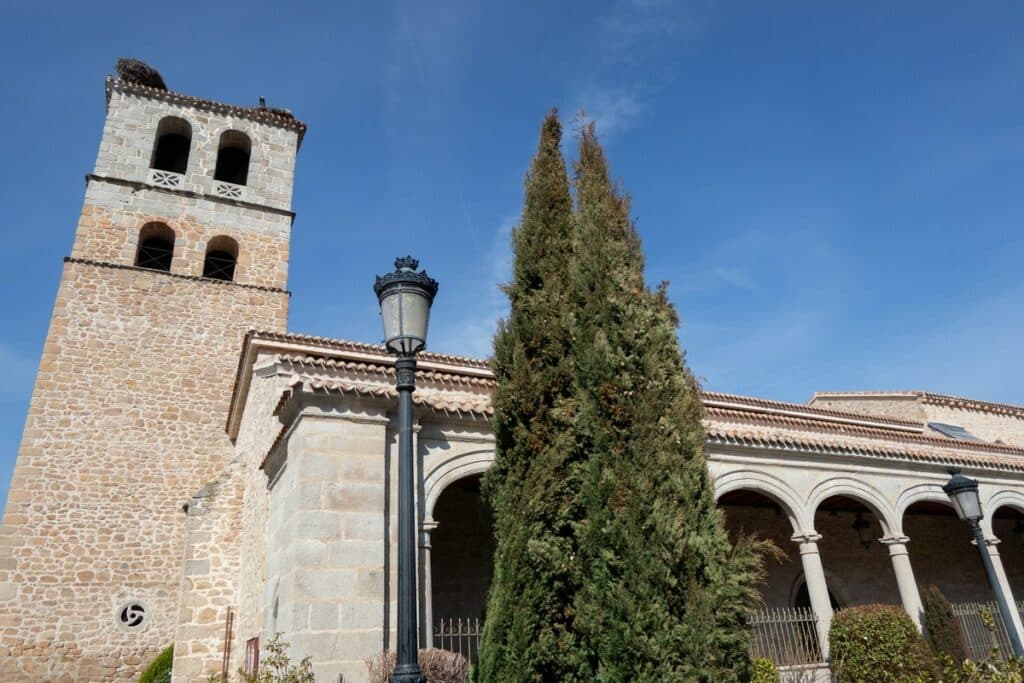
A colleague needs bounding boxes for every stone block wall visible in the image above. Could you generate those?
[263,404,392,683]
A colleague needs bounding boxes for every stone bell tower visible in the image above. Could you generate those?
[0,60,304,682]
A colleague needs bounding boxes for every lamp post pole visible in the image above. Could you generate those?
[392,354,422,683]
[967,518,1024,657]
[374,257,438,683]
[944,469,1024,657]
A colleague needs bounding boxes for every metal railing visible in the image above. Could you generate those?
[434,617,483,666]
[435,608,825,669]
[749,606,824,667]
[952,600,1024,662]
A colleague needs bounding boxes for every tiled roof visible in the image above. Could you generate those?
[106,78,308,144]
[233,332,1024,472]
[249,330,492,369]
[277,353,497,389]
[811,390,1024,420]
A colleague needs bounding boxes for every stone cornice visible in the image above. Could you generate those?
[64,257,291,294]
[86,174,297,221]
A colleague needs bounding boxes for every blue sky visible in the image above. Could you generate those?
[0,1,1022,501]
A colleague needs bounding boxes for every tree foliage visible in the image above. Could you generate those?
[922,584,969,666]
[568,122,764,681]
[477,110,589,682]
[478,112,766,682]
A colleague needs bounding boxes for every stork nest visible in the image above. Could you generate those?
[115,58,167,90]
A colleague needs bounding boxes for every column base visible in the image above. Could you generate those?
[390,666,426,683]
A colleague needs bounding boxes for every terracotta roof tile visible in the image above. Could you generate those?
[249,330,492,369]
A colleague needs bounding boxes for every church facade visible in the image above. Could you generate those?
[2,67,1024,683]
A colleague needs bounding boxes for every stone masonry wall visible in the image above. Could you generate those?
[923,404,1024,449]
[73,182,291,290]
[0,259,287,681]
[809,396,925,423]
[171,462,245,682]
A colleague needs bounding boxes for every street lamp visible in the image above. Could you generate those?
[375,256,438,683]
[851,513,873,550]
[944,469,1024,657]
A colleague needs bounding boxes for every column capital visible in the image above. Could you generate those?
[879,536,910,546]
[880,536,912,560]
[420,518,438,533]
[791,531,822,545]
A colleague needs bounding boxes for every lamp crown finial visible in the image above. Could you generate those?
[395,256,419,271]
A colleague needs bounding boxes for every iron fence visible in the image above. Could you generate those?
[434,617,484,666]
[951,600,1024,662]
[435,608,824,669]
[749,606,823,667]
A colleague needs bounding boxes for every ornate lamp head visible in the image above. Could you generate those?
[944,469,983,524]
[374,256,439,356]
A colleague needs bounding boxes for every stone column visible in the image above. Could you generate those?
[981,536,1024,647]
[793,532,833,660]
[880,536,924,630]
[420,518,438,648]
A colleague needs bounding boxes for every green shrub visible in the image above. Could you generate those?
[921,584,968,665]
[139,645,173,683]
[750,657,780,683]
[938,653,1024,681]
[830,604,936,683]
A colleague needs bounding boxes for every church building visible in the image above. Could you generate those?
[1,63,1023,683]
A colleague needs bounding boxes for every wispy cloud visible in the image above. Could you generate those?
[598,0,701,56]
[429,214,515,359]
[568,0,706,139]
[573,86,646,138]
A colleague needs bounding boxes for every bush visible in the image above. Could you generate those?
[139,645,173,683]
[830,605,936,682]
[750,657,780,683]
[240,634,314,683]
[921,585,969,665]
[366,649,469,683]
[939,653,1024,681]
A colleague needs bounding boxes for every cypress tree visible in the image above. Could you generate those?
[569,122,765,681]
[477,111,590,682]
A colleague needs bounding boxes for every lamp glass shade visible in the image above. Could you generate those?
[374,257,438,356]
[379,284,431,355]
[944,473,983,523]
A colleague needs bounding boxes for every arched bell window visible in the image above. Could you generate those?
[203,235,239,282]
[214,131,251,186]
[135,223,175,272]
[150,117,191,174]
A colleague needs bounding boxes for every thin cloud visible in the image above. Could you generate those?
[429,214,515,360]
[574,86,646,138]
